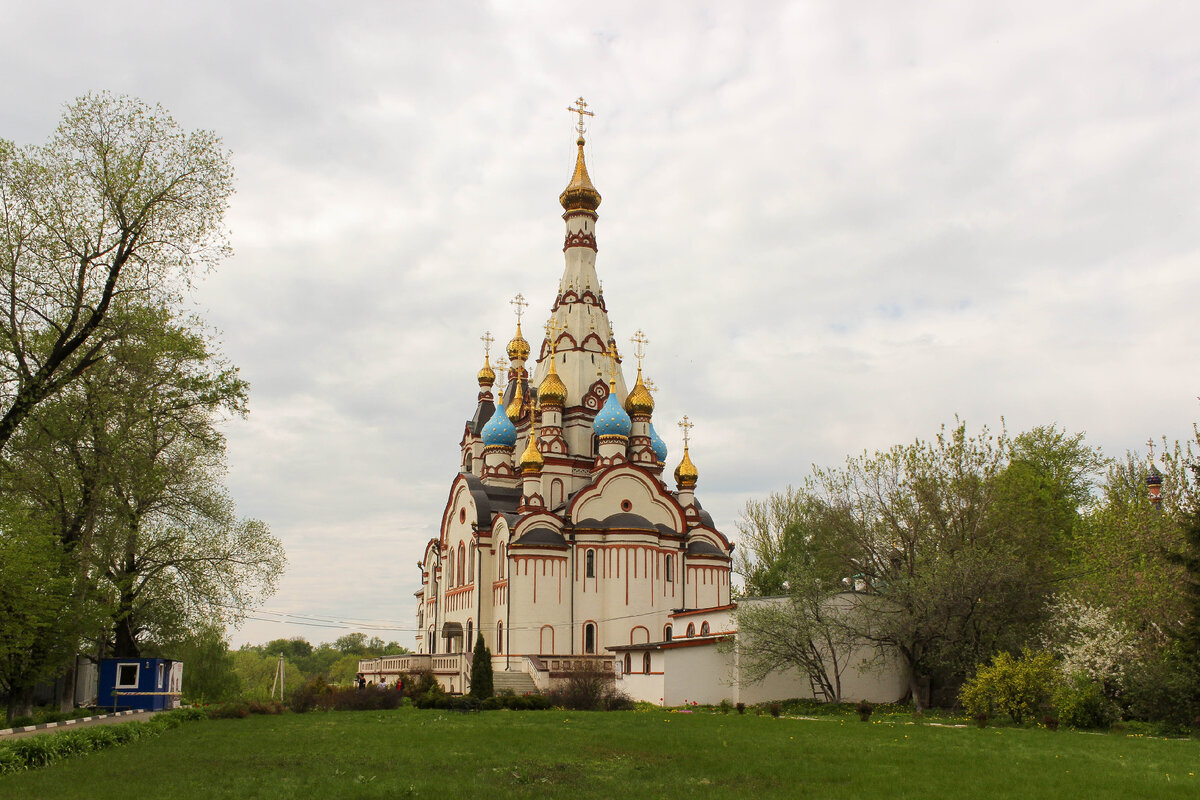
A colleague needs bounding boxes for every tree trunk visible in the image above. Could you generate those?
[57,659,77,712]
[908,671,925,712]
[7,685,34,724]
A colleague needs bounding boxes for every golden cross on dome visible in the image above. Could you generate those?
[545,319,564,355]
[645,378,658,395]
[481,331,494,359]
[630,330,649,368]
[1146,438,1156,462]
[510,293,528,325]
[495,356,509,391]
[678,415,694,447]
[567,96,594,137]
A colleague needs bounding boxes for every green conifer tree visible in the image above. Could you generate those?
[469,633,493,699]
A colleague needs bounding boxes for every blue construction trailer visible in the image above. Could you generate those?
[98,658,183,711]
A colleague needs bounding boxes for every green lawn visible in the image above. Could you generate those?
[2,708,1197,799]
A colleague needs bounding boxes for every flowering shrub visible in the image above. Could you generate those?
[959,649,1057,725]
[1041,596,1136,690]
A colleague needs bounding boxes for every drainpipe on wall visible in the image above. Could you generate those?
[505,544,512,671]
[568,529,576,656]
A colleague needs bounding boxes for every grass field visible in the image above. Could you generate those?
[2,707,1197,799]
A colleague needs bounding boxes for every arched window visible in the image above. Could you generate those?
[458,543,466,585]
[497,622,504,653]
[624,653,631,674]
[498,542,506,579]
[664,624,673,642]
[700,621,710,636]
[586,549,595,578]
[584,623,596,654]
[468,543,474,583]
[665,555,673,582]
[427,627,434,653]
[447,550,455,587]
[467,620,473,651]
[643,653,651,674]
[686,623,695,638]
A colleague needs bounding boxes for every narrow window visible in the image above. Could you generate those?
[700,621,710,636]
[584,623,596,654]
[686,623,695,638]
[467,621,473,651]
[458,543,466,585]
[586,549,595,578]
[468,543,474,583]
[643,653,651,674]
[448,550,455,587]
[624,653,631,674]
[664,624,673,642]
[497,622,504,653]
[665,555,673,582]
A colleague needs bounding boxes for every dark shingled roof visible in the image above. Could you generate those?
[468,398,496,436]
[692,498,716,528]
[686,539,724,556]
[575,512,659,531]
[514,527,568,547]
[458,473,495,529]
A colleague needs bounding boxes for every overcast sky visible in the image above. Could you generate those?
[5,2,1199,648]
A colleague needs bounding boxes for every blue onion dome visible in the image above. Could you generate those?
[593,388,632,438]
[649,423,668,464]
[481,403,517,448]
[1146,464,1163,486]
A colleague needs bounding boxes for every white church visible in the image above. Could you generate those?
[360,100,906,705]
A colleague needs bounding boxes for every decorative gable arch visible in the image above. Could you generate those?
[567,464,687,532]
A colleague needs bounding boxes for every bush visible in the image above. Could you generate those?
[544,665,632,711]
[736,702,746,715]
[1054,673,1117,729]
[856,700,874,721]
[1121,653,1200,726]
[289,674,332,713]
[176,706,208,722]
[205,702,250,719]
[768,703,782,718]
[403,670,440,701]
[0,744,23,775]
[959,650,1057,725]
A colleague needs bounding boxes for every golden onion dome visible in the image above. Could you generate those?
[506,322,530,363]
[477,356,496,387]
[519,431,544,474]
[674,446,698,489]
[624,367,654,416]
[506,375,525,422]
[559,137,602,213]
[538,356,568,407]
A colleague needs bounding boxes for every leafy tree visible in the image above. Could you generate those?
[0,514,77,721]
[1068,454,1189,640]
[734,583,856,703]
[145,624,241,703]
[734,488,811,596]
[333,633,369,654]
[0,92,233,455]
[737,422,1101,708]
[469,634,493,699]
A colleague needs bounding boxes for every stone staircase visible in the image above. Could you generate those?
[492,670,538,696]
